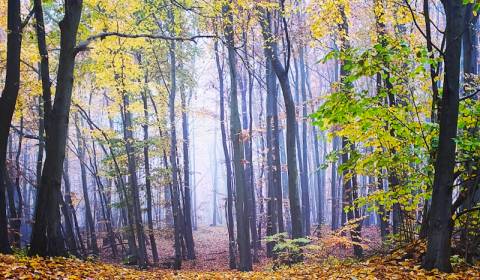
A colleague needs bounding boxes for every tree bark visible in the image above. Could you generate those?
[180,86,195,260]
[141,78,159,264]
[167,12,184,268]
[223,1,253,271]
[29,0,83,257]
[422,0,466,272]
[74,114,99,255]
[259,5,303,239]
[0,0,22,254]
[214,40,237,269]
[121,91,148,267]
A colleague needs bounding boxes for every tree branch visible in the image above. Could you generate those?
[74,32,217,54]
[460,88,480,101]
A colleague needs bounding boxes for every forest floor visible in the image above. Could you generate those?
[1,227,479,279]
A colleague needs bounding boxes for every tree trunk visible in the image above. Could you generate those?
[168,15,184,268]
[299,47,311,236]
[180,86,195,260]
[338,4,362,258]
[214,40,237,270]
[121,91,148,267]
[259,6,303,239]
[141,79,159,264]
[0,0,22,254]
[240,68,258,261]
[29,0,83,257]
[61,155,80,256]
[265,54,278,257]
[74,114,99,255]
[223,1,253,271]
[422,0,466,272]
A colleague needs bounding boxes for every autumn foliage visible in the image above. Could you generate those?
[0,243,479,280]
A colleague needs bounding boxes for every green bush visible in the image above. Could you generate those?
[265,233,310,268]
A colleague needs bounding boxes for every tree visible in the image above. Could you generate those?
[214,39,237,269]
[422,0,467,272]
[74,114,99,256]
[0,0,22,254]
[223,0,253,271]
[141,74,159,264]
[30,0,83,257]
[259,1,304,239]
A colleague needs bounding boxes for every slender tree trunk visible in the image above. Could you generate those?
[141,79,159,264]
[167,14,184,268]
[121,91,148,267]
[240,69,258,261]
[265,55,278,257]
[61,155,79,256]
[306,66,323,228]
[259,6,303,239]
[181,86,195,260]
[338,4,362,258]
[12,119,24,247]
[223,2,253,271]
[299,47,310,236]
[74,114,99,255]
[214,40,236,269]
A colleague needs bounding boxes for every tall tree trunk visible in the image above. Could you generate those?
[74,114,99,255]
[121,91,148,267]
[0,0,22,254]
[141,79,159,264]
[306,66,323,228]
[423,0,466,272]
[61,155,80,256]
[181,86,195,260]
[259,5,303,239]
[29,0,83,257]
[265,54,278,257]
[167,13,184,268]
[12,119,24,247]
[338,4,363,258]
[214,40,236,269]
[223,2,253,271]
[240,69,258,261]
[299,47,311,236]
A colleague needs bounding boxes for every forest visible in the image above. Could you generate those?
[0,0,479,279]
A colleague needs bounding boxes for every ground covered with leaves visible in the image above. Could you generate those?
[1,247,479,279]
[1,228,479,279]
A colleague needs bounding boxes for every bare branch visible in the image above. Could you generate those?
[74,32,217,54]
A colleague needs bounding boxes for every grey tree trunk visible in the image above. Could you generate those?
[167,14,184,268]
[259,6,303,239]
[121,91,148,267]
[299,47,310,236]
[63,156,84,256]
[181,86,195,260]
[141,79,159,264]
[223,1,253,271]
[74,114,99,255]
[59,165,79,257]
[265,55,278,257]
[214,40,237,269]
